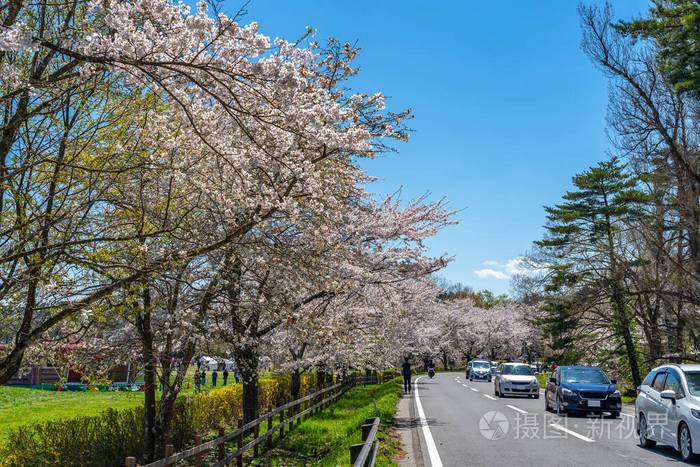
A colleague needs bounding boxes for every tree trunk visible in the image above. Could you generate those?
[136,287,157,462]
[611,282,642,387]
[235,343,260,423]
[291,369,301,400]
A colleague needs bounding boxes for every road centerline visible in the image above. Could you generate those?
[506,404,528,414]
[483,394,497,400]
[549,423,595,443]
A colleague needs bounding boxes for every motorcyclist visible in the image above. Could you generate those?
[427,358,436,378]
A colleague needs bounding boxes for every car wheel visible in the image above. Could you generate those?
[555,394,564,415]
[544,392,551,411]
[534,393,540,399]
[609,411,619,419]
[488,377,492,382]
[638,414,656,449]
[679,423,698,462]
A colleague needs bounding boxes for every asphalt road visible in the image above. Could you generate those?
[409,371,693,466]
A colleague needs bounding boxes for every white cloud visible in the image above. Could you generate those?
[473,268,510,280]
[473,256,548,281]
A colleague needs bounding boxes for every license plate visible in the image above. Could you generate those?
[588,400,601,407]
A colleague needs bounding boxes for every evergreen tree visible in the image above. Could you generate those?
[618,0,700,97]
[537,157,648,386]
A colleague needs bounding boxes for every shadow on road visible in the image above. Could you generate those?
[394,416,445,428]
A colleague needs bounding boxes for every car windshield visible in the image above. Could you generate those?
[503,365,533,376]
[473,362,489,369]
[684,372,700,396]
[561,368,609,384]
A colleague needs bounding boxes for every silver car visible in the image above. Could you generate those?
[494,362,540,398]
[468,359,492,382]
[636,363,700,462]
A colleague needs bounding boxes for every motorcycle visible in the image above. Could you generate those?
[427,367,435,378]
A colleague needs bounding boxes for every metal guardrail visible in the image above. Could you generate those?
[349,417,381,467]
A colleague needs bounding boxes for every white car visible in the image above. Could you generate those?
[636,363,700,462]
[494,362,540,398]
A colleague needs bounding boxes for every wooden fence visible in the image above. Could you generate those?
[126,371,397,467]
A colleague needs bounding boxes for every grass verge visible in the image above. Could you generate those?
[261,379,402,466]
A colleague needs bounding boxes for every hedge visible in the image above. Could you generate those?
[0,373,321,467]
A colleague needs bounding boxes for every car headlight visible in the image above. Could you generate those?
[562,388,574,397]
[531,380,539,387]
[691,409,700,420]
[611,390,620,397]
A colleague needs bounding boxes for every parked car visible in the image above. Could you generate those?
[636,364,700,462]
[494,362,539,398]
[544,365,621,417]
[468,359,492,382]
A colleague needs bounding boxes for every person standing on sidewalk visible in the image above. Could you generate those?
[401,357,412,393]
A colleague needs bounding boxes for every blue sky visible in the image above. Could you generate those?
[240,0,650,294]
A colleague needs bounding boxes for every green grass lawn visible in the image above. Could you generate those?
[0,367,233,444]
[262,379,402,466]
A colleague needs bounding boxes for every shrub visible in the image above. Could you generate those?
[1,407,143,467]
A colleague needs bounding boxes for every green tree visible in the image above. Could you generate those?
[536,157,647,386]
[618,0,700,96]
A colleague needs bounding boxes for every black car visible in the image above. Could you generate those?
[544,366,621,418]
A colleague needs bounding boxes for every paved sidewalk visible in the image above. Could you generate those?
[395,387,426,466]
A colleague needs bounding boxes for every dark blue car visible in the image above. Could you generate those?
[544,366,621,418]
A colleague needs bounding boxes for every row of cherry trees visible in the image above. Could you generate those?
[0,0,455,460]
[411,294,541,371]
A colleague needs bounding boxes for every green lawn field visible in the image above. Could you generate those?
[0,367,231,443]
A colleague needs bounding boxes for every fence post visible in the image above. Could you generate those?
[218,426,226,461]
[253,421,260,457]
[279,410,285,439]
[164,444,174,466]
[194,434,203,467]
[266,410,273,449]
[125,457,136,467]
[237,419,244,467]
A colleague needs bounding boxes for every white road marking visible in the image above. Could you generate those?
[462,383,468,387]
[484,394,497,400]
[470,387,479,392]
[414,376,444,467]
[506,404,528,414]
[549,423,595,443]
[621,413,634,418]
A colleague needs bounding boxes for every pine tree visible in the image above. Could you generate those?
[537,157,648,386]
[617,0,700,97]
